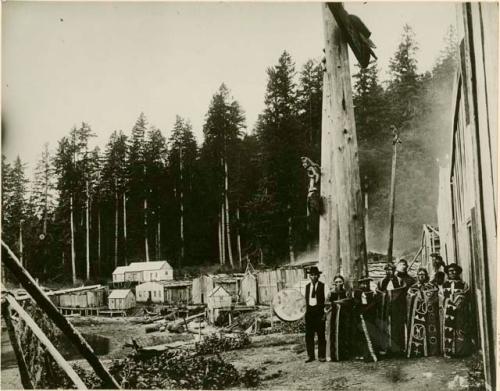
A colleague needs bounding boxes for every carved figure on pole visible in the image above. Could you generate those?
[301,156,323,215]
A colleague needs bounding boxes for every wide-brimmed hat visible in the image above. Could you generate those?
[308,266,322,275]
[444,263,462,274]
[358,277,373,283]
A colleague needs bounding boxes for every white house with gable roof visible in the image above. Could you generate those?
[117,261,173,283]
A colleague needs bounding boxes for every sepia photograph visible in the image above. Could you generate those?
[1,1,497,390]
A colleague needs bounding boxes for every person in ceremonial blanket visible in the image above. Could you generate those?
[376,263,407,356]
[324,275,353,362]
[440,263,473,358]
[352,277,378,362]
[406,268,440,357]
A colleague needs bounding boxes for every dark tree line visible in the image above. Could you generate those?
[2,25,457,283]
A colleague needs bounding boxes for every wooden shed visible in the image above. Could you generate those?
[207,286,232,310]
[136,281,192,305]
[192,274,214,304]
[50,285,107,309]
[239,272,258,305]
[108,289,136,310]
[437,4,497,387]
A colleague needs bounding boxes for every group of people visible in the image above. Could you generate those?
[303,255,473,363]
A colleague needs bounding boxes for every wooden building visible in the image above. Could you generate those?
[49,285,107,310]
[113,261,174,284]
[112,266,129,284]
[108,289,136,310]
[136,280,192,305]
[191,274,242,304]
[256,266,307,304]
[192,274,213,304]
[239,272,258,305]
[437,3,497,388]
[207,286,232,310]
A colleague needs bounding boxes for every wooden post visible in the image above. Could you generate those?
[123,193,127,264]
[287,204,295,263]
[318,67,339,287]
[236,207,243,268]
[4,296,88,389]
[387,128,401,264]
[85,180,90,280]
[321,4,368,288]
[1,242,120,389]
[114,178,119,268]
[2,301,34,389]
[19,223,23,268]
[70,196,76,284]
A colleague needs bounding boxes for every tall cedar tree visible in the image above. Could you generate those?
[101,130,128,272]
[167,116,199,265]
[144,126,168,261]
[200,84,245,266]
[126,113,148,262]
[254,51,307,263]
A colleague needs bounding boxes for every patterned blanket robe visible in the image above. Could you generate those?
[440,280,472,357]
[406,282,440,357]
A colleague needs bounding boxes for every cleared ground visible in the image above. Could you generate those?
[1,318,472,390]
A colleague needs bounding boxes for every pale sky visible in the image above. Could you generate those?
[2,2,456,176]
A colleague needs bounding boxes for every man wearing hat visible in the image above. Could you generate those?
[441,263,472,358]
[304,266,326,362]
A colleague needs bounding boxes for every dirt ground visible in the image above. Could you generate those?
[1,320,472,390]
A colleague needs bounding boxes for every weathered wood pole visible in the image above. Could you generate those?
[70,196,76,284]
[19,222,23,267]
[114,178,119,268]
[1,242,120,389]
[85,180,90,280]
[321,3,367,288]
[123,193,127,264]
[318,71,339,287]
[387,129,400,264]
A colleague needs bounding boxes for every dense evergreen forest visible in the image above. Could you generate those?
[1,25,458,284]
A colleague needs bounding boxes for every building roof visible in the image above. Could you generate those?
[112,266,130,275]
[208,285,231,297]
[49,285,105,296]
[108,289,133,299]
[126,261,172,272]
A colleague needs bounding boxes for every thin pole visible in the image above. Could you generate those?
[123,193,127,264]
[387,127,401,264]
[19,223,23,268]
[70,196,76,284]
[85,180,90,280]
[114,179,118,268]
[1,241,120,389]
[179,146,184,263]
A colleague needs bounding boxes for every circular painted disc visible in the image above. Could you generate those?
[272,289,306,322]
